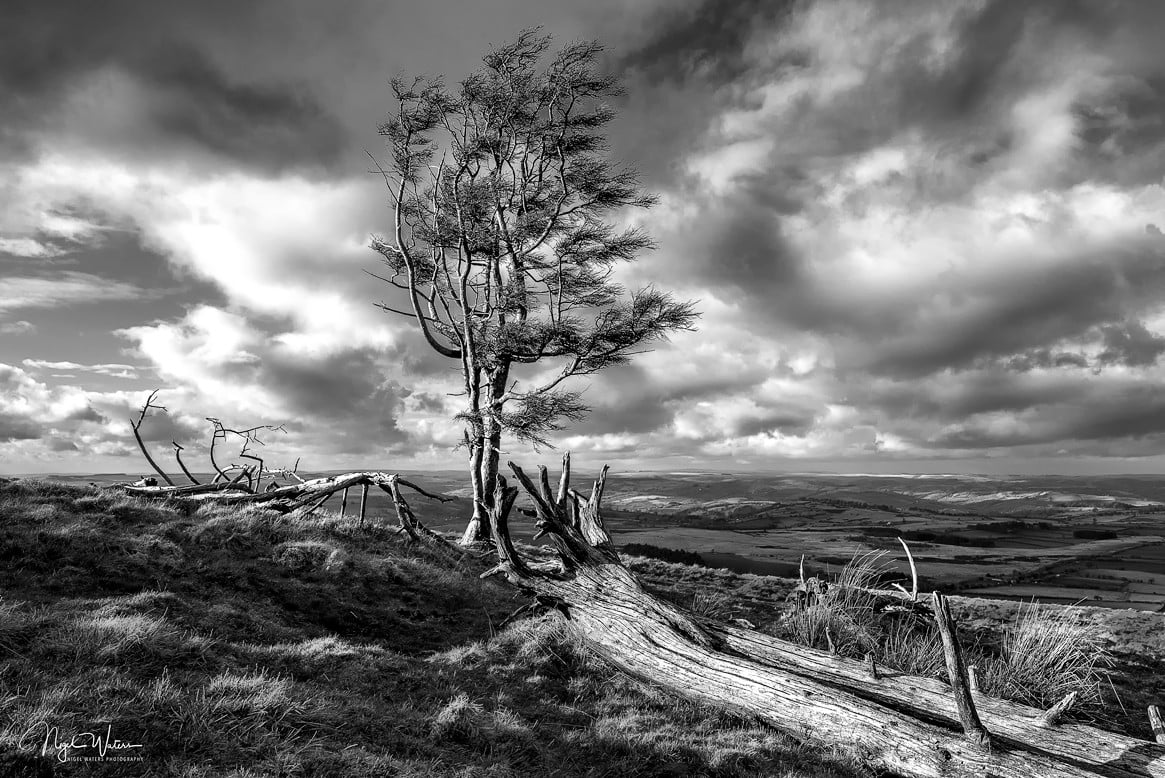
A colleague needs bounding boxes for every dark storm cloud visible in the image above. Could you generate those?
[732,410,816,438]
[0,0,345,171]
[1076,77,1165,186]
[779,1,1165,190]
[580,362,778,437]
[90,397,201,444]
[1096,320,1165,368]
[411,392,447,414]
[260,348,411,451]
[883,1,1104,130]
[1004,349,1090,373]
[927,382,1165,451]
[655,192,815,328]
[572,365,675,435]
[670,209,1165,380]
[65,405,105,424]
[0,413,40,442]
[608,0,799,187]
[585,393,674,436]
[705,199,803,292]
[855,371,1085,424]
[856,237,1165,378]
[139,45,345,172]
[263,350,387,419]
[399,342,462,379]
[618,0,795,84]
[1069,387,1165,442]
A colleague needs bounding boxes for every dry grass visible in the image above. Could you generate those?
[978,602,1111,710]
[772,548,1118,724]
[777,550,888,657]
[0,478,869,778]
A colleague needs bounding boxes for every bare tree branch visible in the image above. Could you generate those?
[171,441,200,485]
[129,390,175,486]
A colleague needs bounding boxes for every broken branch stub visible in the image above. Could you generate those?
[933,591,991,748]
[171,441,200,485]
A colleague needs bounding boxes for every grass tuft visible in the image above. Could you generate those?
[773,549,1118,724]
[777,550,889,658]
[979,602,1111,710]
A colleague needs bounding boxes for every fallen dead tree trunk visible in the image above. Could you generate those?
[120,472,460,551]
[120,392,459,550]
[700,619,1165,776]
[483,454,1165,778]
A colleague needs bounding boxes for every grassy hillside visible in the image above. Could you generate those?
[0,479,866,777]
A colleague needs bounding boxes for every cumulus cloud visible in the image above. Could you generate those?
[588,0,1165,465]
[9,0,1165,472]
[116,305,418,460]
[0,364,137,463]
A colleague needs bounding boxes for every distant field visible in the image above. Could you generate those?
[35,469,1165,612]
[600,472,1165,613]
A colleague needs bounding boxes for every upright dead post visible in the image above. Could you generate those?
[359,483,370,526]
[932,591,991,748]
[341,487,349,517]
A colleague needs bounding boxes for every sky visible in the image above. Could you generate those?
[4,0,1165,476]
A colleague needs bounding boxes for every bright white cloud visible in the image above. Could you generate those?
[11,154,399,356]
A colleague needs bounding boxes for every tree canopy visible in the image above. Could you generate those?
[371,29,697,540]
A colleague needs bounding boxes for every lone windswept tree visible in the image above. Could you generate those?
[370,29,697,544]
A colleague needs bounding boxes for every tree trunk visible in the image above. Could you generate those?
[460,432,488,545]
[483,455,1165,778]
[461,365,509,545]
